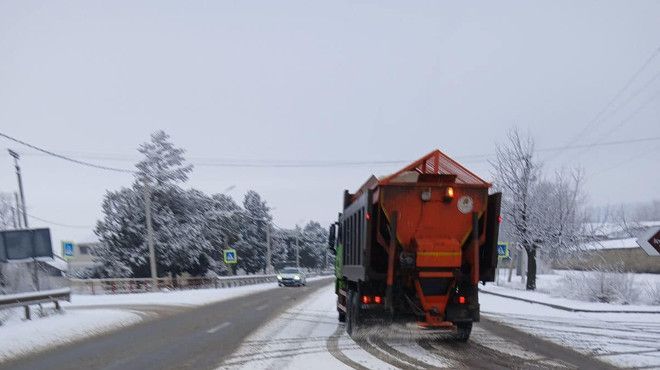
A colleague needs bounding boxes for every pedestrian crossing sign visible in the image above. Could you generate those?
[497,242,509,259]
[223,249,237,264]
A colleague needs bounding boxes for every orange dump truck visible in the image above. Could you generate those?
[328,150,501,341]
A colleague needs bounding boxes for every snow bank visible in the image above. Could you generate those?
[491,269,660,306]
[0,308,140,362]
[66,281,282,308]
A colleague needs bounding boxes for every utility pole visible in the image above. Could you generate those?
[295,231,300,268]
[265,224,272,274]
[9,150,28,228]
[143,182,158,290]
[9,150,38,291]
[14,192,22,228]
[324,242,328,270]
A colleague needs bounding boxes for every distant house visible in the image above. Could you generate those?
[65,242,102,276]
[555,221,660,273]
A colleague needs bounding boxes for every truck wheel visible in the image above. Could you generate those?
[455,322,472,342]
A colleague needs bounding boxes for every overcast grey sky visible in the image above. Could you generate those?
[1,1,659,248]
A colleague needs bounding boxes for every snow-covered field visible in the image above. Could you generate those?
[492,268,660,306]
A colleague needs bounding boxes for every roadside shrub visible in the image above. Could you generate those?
[645,282,660,305]
[560,268,640,304]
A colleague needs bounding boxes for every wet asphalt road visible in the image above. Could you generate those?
[0,278,333,370]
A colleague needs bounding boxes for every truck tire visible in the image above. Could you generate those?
[338,311,346,323]
[455,322,472,342]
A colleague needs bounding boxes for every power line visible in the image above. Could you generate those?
[4,131,660,170]
[556,45,660,154]
[588,142,659,179]
[583,89,660,148]
[536,136,660,153]
[26,213,94,229]
[0,131,135,174]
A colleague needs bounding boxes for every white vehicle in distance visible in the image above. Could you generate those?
[277,267,307,287]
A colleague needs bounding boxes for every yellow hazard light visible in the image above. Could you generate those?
[444,187,454,203]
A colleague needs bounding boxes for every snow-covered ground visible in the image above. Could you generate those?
[492,268,660,306]
[65,280,283,307]
[482,272,660,368]
[0,307,140,362]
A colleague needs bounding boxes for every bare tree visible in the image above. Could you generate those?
[492,128,542,290]
[493,129,590,290]
[542,169,589,261]
[633,200,660,221]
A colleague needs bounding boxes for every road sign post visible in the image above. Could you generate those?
[637,227,660,257]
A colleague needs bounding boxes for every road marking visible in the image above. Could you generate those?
[207,322,231,334]
[255,304,269,311]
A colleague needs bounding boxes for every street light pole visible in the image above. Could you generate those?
[143,181,158,290]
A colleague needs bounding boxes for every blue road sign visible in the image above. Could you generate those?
[497,242,509,258]
[223,249,237,264]
[62,241,74,258]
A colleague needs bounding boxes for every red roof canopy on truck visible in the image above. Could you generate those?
[353,150,490,197]
[380,150,490,186]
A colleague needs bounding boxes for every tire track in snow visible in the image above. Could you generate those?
[325,326,371,370]
[370,336,444,370]
[356,335,424,370]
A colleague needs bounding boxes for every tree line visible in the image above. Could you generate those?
[86,131,329,278]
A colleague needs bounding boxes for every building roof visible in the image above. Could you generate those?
[580,237,641,251]
[583,221,660,238]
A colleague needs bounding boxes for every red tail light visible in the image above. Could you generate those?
[362,295,371,304]
[374,296,382,304]
[458,296,466,304]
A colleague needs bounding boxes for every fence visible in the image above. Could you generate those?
[69,274,279,295]
[0,287,71,320]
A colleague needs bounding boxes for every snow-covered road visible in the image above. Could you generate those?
[219,286,613,369]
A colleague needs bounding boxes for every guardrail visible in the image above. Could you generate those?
[69,274,279,295]
[0,287,71,320]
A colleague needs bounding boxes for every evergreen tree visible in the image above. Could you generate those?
[237,190,272,274]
